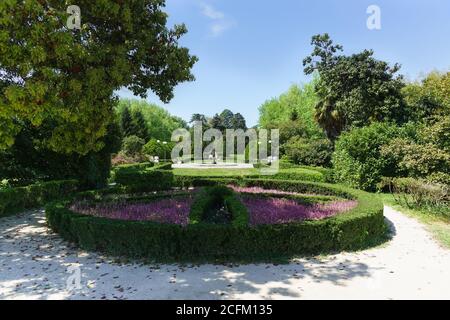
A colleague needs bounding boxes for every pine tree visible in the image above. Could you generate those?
[120,107,134,137]
[132,110,149,141]
[232,113,247,130]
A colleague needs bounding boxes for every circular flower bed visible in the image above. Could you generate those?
[45,179,387,262]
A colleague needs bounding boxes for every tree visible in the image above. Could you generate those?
[122,136,145,157]
[190,114,208,126]
[232,113,247,130]
[117,99,188,141]
[120,107,135,137]
[258,82,321,137]
[0,1,197,154]
[143,139,172,159]
[402,71,450,122]
[303,34,406,141]
[131,110,149,141]
[0,118,122,189]
[220,109,235,129]
[210,114,224,131]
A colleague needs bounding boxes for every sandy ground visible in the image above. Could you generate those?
[1,206,450,300]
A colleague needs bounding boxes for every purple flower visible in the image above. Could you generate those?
[70,197,193,226]
[242,197,357,226]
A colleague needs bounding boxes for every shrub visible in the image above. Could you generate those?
[189,186,248,227]
[142,139,172,160]
[0,180,78,217]
[114,167,174,192]
[383,177,449,214]
[122,135,145,156]
[333,122,403,191]
[46,179,386,262]
[111,152,148,166]
[380,116,450,185]
[283,137,333,167]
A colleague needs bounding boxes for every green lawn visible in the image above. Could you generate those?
[173,168,260,177]
[380,193,450,249]
[173,166,327,182]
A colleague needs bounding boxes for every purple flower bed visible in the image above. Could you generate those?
[70,197,193,226]
[228,185,311,196]
[242,197,358,225]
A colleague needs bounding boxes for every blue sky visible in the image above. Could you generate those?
[119,0,450,126]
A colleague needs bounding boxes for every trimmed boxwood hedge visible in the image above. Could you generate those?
[0,180,78,218]
[189,186,249,227]
[45,178,387,262]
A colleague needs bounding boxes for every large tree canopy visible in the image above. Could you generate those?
[117,99,188,142]
[0,0,197,154]
[258,81,321,138]
[402,71,450,122]
[303,34,406,141]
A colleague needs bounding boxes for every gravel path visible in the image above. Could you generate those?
[1,206,450,300]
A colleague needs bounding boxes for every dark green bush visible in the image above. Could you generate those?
[46,179,386,262]
[122,135,145,156]
[333,122,404,191]
[283,137,333,167]
[189,186,248,227]
[113,165,174,192]
[0,180,78,217]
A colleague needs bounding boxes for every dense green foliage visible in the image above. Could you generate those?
[283,136,333,167]
[45,178,386,262]
[0,0,197,154]
[381,117,450,185]
[332,123,404,191]
[122,135,145,157]
[117,99,188,142]
[189,186,248,227]
[143,139,173,159]
[258,82,320,135]
[113,166,174,192]
[0,120,122,189]
[0,180,77,217]
[303,34,406,141]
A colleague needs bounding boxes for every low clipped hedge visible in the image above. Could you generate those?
[46,178,387,262]
[114,168,174,192]
[0,180,78,218]
[189,186,249,227]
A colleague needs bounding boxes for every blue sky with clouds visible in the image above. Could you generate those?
[118,0,450,126]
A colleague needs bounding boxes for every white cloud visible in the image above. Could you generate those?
[200,3,235,37]
[201,4,224,20]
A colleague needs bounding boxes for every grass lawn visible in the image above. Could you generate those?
[380,193,450,249]
[173,168,260,177]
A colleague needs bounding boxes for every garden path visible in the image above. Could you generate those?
[1,206,449,300]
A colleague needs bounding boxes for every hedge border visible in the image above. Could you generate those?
[0,180,78,218]
[45,178,387,262]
